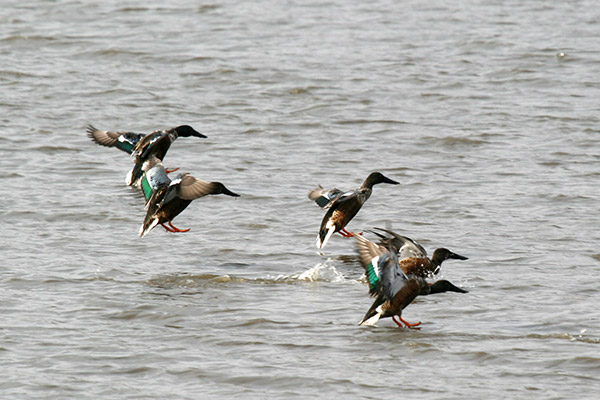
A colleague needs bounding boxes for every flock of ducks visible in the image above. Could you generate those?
[88,124,469,328]
[86,124,239,237]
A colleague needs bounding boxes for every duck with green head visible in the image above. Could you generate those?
[308,172,399,249]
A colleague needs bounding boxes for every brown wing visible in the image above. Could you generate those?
[354,235,387,271]
[177,175,220,200]
[87,126,123,147]
[87,125,144,154]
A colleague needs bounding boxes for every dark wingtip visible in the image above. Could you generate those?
[86,124,96,137]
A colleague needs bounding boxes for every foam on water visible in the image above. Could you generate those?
[295,259,347,283]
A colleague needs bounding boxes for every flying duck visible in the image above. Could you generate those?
[87,124,206,187]
[308,172,398,249]
[369,227,468,276]
[355,231,468,327]
[355,234,425,328]
[139,158,239,237]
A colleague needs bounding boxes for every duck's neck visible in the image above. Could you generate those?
[429,255,446,275]
[168,129,179,140]
[361,177,377,189]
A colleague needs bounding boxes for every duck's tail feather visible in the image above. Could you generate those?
[139,217,159,238]
[317,224,336,249]
[359,311,382,326]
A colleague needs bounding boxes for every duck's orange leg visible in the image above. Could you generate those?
[165,167,180,174]
[339,228,363,238]
[393,315,421,329]
[338,228,351,237]
[399,316,421,329]
[339,228,356,237]
[167,221,190,233]
[161,223,176,232]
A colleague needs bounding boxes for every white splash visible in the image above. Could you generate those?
[296,259,346,283]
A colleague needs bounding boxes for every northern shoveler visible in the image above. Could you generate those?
[308,172,399,249]
[139,158,239,237]
[369,227,468,275]
[86,124,206,187]
[355,234,424,328]
[355,231,468,328]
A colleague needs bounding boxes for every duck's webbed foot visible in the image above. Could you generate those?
[392,315,421,330]
[161,222,190,233]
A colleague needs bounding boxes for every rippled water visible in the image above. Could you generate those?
[2,1,600,398]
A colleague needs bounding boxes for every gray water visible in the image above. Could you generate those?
[1,0,599,398]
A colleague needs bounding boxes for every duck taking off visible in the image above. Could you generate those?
[308,172,399,249]
[355,234,424,328]
[87,124,206,187]
[139,158,240,237]
[357,229,468,327]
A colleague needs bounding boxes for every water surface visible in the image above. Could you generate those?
[1,1,599,398]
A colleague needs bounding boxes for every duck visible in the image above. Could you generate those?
[139,157,240,237]
[355,234,424,328]
[308,172,399,249]
[355,230,468,327]
[369,227,468,276]
[86,124,206,187]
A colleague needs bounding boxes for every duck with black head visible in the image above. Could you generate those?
[87,124,206,187]
[308,172,399,249]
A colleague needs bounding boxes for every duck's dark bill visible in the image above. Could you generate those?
[381,175,399,185]
[450,252,468,260]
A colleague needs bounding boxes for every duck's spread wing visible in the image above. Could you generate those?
[323,189,367,223]
[141,163,171,203]
[87,125,143,154]
[177,175,219,200]
[131,131,168,158]
[379,252,410,301]
[140,132,174,160]
[355,235,387,270]
[355,235,389,296]
[373,228,428,258]
[308,185,344,208]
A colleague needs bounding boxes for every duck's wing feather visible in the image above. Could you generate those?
[87,125,143,154]
[355,235,387,269]
[175,175,222,200]
[139,185,172,237]
[141,162,171,203]
[140,132,174,160]
[324,188,368,221]
[308,185,344,208]
[131,130,171,159]
[355,235,389,297]
[372,228,428,259]
[379,248,409,301]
